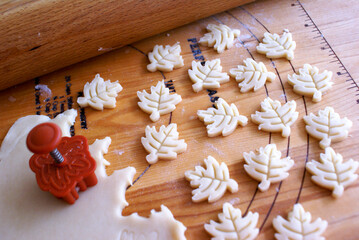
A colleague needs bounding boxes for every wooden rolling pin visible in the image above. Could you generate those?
[0,0,253,91]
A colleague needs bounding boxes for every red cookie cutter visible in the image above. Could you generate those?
[26,122,97,204]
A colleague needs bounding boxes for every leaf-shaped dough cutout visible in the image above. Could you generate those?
[199,24,240,53]
[303,107,352,149]
[229,58,276,92]
[205,203,259,240]
[197,98,248,137]
[137,80,182,122]
[273,203,328,240]
[306,147,358,198]
[141,123,187,164]
[288,64,333,102]
[188,59,230,92]
[147,42,184,72]
[243,144,294,191]
[77,74,123,110]
[185,156,238,202]
[256,29,296,60]
[251,97,299,137]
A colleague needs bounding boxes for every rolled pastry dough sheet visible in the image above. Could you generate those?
[0,110,186,240]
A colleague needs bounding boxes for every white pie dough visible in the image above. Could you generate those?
[273,203,327,240]
[205,203,259,240]
[141,123,187,164]
[77,74,123,110]
[256,29,296,60]
[138,80,182,122]
[243,144,294,192]
[306,147,358,198]
[251,97,299,137]
[199,24,240,53]
[185,156,238,203]
[197,98,248,137]
[303,107,352,149]
[0,110,187,240]
[288,64,333,102]
[188,59,229,92]
[229,58,275,92]
[147,42,184,72]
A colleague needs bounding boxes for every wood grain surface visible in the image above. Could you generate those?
[0,0,358,239]
[0,0,252,91]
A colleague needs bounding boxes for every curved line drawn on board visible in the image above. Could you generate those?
[229,8,295,232]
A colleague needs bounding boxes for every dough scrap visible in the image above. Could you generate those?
[229,58,275,92]
[141,123,187,164]
[251,97,299,137]
[273,203,327,240]
[147,42,184,72]
[197,98,248,137]
[188,59,229,92]
[243,144,294,192]
[137,80,182,122]
[204,203,259,240]
[185,156,238,203]
[0,110,187,240]
[77,74,123,110]
[288,64,333,102]
[303,107,352,149]
[256,29,296,60]
[306,147,358,198]
[199,24,240,53]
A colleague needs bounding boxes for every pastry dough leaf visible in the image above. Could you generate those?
[205,203,259,240]
[137,80,182,122]
[141,123,187,164]
[256,29,296,60]
[199,24,240,53]
[188,59,229,92]
[185,156,238,202]
[243,144,294,191]
[288,64,333,102]
[306,147,358,198]
[147,42,184,72]
[273,203,328,240]
[197,98,248,137]
[251,97,299,137]
[229,58,276,92]
[77,74,123,110]
[303,107,352,149]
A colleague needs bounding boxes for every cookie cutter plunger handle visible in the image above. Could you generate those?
[26,122,64,164]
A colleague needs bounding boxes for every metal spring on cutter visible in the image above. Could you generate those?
[50,149,64,164]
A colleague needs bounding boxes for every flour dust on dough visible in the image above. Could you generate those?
[0,110,186,240]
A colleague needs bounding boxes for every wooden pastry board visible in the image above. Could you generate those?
[0,0,358,239]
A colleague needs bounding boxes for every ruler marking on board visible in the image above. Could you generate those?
[293,0,359,103]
